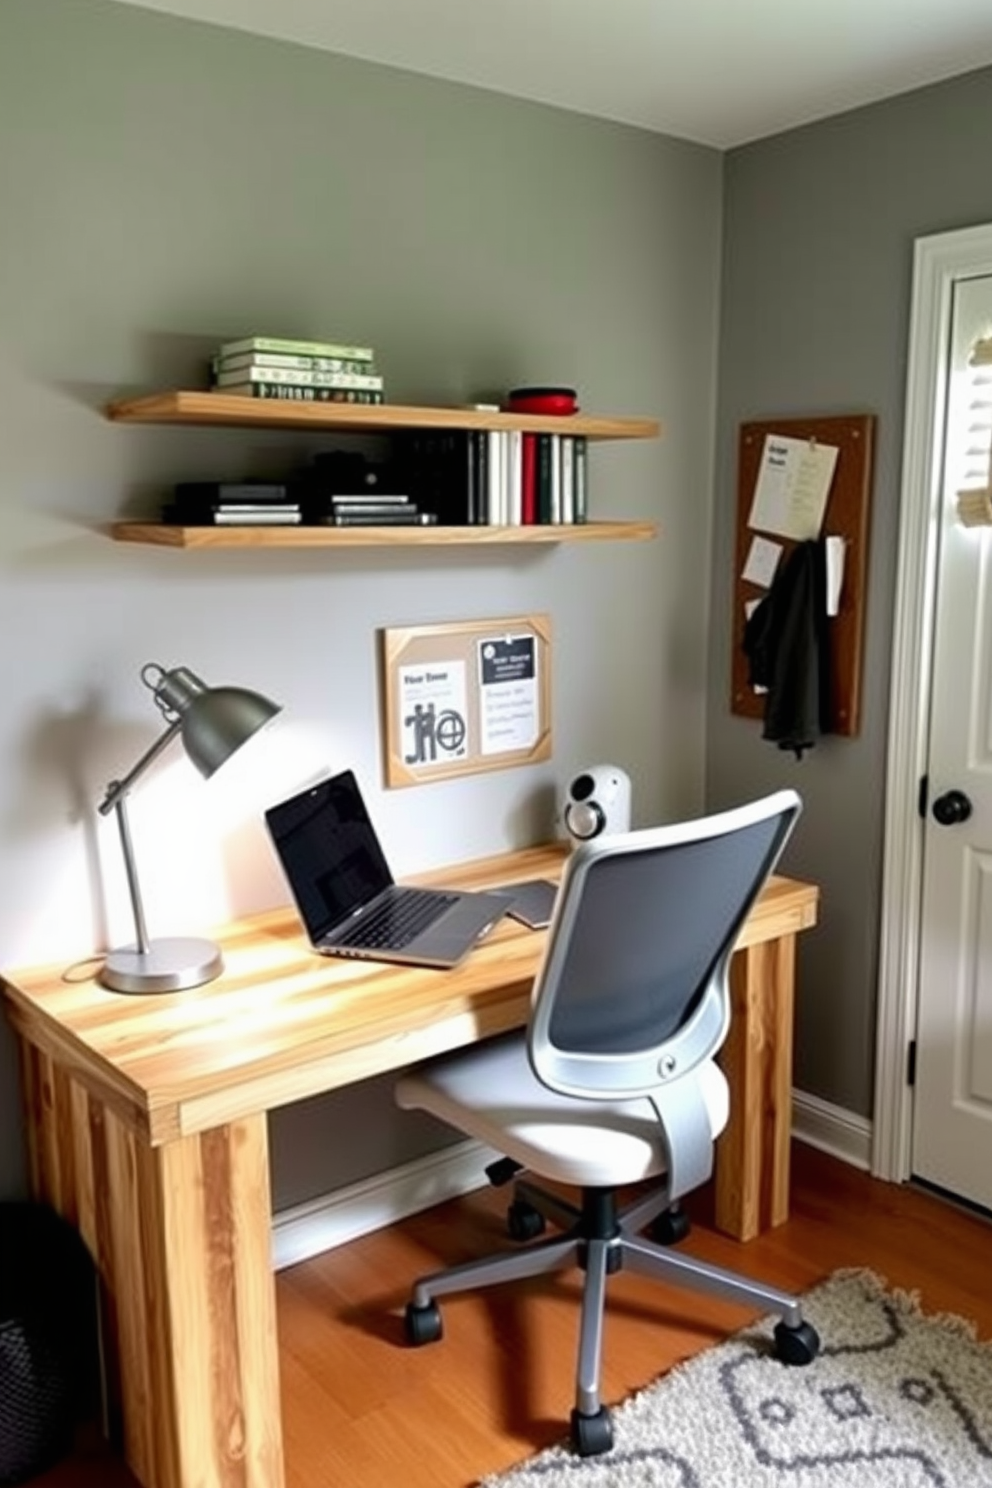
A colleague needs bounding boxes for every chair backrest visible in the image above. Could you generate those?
[528,791,801,1101]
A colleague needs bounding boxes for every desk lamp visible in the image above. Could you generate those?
[97,662,280,994]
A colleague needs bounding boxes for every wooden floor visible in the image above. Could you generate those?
[33,1143,992,1488]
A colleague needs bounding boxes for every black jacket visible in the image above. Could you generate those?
[742,540,831,759]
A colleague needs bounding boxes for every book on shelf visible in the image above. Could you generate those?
[574,436,588,523]
[187,503,302,515]
[471,431,488,525]
[217,335,375,362]
[550,434,563,523]
[330,493,412,506]
[324,498,416,519]
[213,351,372,375]
[321,509,437,527]
[213,509,301,525]
[560,436,575,525]
[486,430,505,525]
[521,433,537,525]
[536,434,554,524]
[213,365,384,391]
[506,428,523,526]
[173,481,290,504]
[216,383,385,403]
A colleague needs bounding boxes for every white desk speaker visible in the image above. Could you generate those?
[562,765,632,844]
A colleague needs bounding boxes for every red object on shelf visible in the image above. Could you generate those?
[506,387,578,416]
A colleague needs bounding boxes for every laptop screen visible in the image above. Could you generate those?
[264,771,395,941]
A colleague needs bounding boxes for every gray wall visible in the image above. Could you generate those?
[0,0,722,1204]
[710,66,992,1116]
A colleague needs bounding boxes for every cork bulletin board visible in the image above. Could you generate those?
[730,414,875,737]
[379,614,552,787]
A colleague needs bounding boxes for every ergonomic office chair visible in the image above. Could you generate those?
[395,791,820,1457]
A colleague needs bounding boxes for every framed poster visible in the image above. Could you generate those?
[379,614,552,787]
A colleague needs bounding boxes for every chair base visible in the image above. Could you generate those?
[404,1179,819,1458]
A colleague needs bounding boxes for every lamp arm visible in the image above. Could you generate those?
[112,795,150,955]
[98,718,183,816]
[97,718,182,959]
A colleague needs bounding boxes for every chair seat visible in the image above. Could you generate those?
[396,1031,729,1188]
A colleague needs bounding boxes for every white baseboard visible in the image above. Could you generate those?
[792,1088,872,1170]
[272,1138,499,1272]
[272,1091,873,1271]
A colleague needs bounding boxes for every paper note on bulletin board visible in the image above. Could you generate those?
[747,435,838,540]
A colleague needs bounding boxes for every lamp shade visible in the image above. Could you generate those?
[181,685,281,778]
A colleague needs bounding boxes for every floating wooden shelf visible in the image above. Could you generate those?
[104,390,661,440]
[105,391,660,547]
[110,520,657,549]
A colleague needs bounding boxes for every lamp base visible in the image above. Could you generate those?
[99,937,223,995]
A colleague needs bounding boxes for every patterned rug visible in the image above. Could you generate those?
[482,1270,992,1487]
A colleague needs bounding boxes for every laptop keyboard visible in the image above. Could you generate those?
[333,888,458,950]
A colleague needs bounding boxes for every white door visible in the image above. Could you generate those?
[912,272,992,1211]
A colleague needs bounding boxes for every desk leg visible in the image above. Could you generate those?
[18,1040,285,1488]
[714,933,796,1241]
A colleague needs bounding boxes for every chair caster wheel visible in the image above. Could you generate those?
[774,1318,820,1365]
[404,1300,443,1346]
[507,1199,546,1242]
[649,1206,691,1245]
[570,1405,613,1457]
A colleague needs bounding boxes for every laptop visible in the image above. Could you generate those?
[264,769,512,968]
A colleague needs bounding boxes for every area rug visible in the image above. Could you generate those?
[482,1269,992,1487]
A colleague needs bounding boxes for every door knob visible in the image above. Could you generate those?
[932,789,972,826]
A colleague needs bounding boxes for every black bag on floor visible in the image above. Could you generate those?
[0,1202,98,1485]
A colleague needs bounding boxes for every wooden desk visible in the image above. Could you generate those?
[1,843,817,1488]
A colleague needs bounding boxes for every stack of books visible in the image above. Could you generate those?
[291,449,433,525]
[321,494,436,528]
[395,430,588,526]
[161,482,302,526]
[208,335,386,404]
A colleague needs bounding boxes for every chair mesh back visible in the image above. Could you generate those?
[534,804,795,1092]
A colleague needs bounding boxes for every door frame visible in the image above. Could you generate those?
[874,221,992,1181]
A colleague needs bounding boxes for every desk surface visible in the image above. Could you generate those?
[1,842,818,1149]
